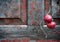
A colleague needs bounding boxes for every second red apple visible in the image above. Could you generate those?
[47,22,56,29]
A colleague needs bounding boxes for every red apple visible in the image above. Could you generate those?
[47,22,56,29]
[44,14,52,23]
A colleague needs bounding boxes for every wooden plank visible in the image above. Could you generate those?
[28,0,44,25]
[0,25,27,27]
[0,0,20,18]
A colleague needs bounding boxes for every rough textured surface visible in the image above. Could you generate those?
[0,0,20,18]
[0,0,27,25]
[0,0,60,42]
[0,39,60,42]
[28,0,44,25]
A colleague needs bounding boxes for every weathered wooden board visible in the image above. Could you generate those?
[0,0,60,41]
[0,0,27,25]
[52,0,60,18]
[0,0,20,18]
[28,0,44,25]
